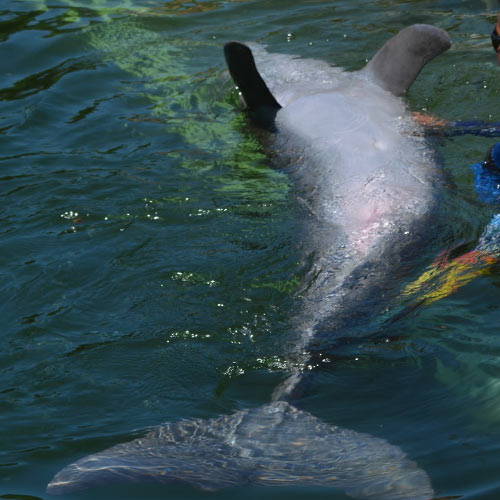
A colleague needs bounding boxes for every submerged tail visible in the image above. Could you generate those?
[48,401,434,499]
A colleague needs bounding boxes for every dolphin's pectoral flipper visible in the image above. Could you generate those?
[363,24,451,96]
[224,42,281,129]
[47,402,434,500]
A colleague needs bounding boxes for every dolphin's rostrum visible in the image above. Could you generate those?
[48,25,451,499]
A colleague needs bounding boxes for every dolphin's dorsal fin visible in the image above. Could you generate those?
[362,24,451,96]
[224,41,281,129]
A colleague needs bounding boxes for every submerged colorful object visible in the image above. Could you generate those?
[404,143,500,306]
[403,247,498,307]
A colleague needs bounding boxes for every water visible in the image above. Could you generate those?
[1,0,500,498]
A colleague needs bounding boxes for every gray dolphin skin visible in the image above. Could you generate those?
[47,25,451,499]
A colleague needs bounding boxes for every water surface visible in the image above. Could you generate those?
[1,0,500,499]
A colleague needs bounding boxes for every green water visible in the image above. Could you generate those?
[1,0,500,498]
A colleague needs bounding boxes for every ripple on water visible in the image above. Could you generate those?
[2,1,500,499]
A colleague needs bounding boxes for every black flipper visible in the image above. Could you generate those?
[224,42,281,130]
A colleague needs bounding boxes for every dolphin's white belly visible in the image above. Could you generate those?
[274,88,437,260]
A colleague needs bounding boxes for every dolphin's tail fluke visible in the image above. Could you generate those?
[47,402,434,499]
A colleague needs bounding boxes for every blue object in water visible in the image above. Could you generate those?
[491,142,500,168]
[447,120,500,137]
[471,161,500,204]
[473,142,500,253]
[471,143,500,204]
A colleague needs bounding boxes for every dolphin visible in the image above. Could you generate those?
[47,25,451,499]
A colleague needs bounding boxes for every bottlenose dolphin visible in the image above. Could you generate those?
[47,25,451,499]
